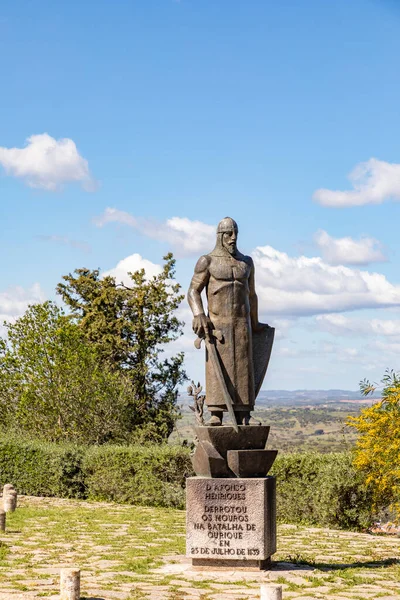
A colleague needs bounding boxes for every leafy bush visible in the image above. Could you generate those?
[0,436,191,508]
[348,369,400,516]
[0,302,136,445]
[0,436,85,498]
[0,437,377,528]
[82,444,193,508]
[271,451,375,530]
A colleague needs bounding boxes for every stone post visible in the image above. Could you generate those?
[3,484,15,495]
[260,584,283,600]
[60,568,80,600]
[3,490,17,513]
[0,510,5,532]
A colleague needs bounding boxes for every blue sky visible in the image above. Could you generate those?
[2,0,400,390]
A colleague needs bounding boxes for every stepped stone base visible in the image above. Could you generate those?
[227,449,278,478]
[192,425,277,478]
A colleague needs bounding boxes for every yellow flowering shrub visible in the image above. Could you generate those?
[347,369,400,516]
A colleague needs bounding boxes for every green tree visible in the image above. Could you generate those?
[347,369,400,516]
[0,302,134,444]
[57,253,186,439]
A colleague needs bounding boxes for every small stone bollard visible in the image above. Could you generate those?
[3,489,17,513]
[0,510,5,532]
[3,484,15,496]
[60,568,80,600]
[4,495,17,513]
[260,584,283,600]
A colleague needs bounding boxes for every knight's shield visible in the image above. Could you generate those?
[253,326,275,398]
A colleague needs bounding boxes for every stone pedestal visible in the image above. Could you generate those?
[186,476,276,569]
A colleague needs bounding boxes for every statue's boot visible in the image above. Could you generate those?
[207,411,223,426]
[234,411,261,426]
[234,411,250,425]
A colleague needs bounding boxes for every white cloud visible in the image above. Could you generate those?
[370,319,400,336]
[368,340,400,355]
[275,346,299,358]
[162,217,215,255]
[93,207,137,228]
[253,245,400,316]
[321,341,337,354]
[0,134,95,191]
[343,347,359,358]
[94,208,215,256]
[316,314,362,335]
[0,284,46,336]
[313,158,400,207]
[266,318,296,339]
[314,230,386,265]
[317,313,400,337]
[274,340,362,362]
[0,283,45,318]
[103,253,162,286]
[36,235,91,253]
[165,304,198,356]
[98,214,400,320]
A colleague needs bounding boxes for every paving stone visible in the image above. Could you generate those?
[1,495,399,599]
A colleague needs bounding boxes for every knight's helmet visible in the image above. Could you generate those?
[217,217,238,235]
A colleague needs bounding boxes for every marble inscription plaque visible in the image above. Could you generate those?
[186,477,276,561]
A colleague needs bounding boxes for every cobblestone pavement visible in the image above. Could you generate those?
[0,496,398,599]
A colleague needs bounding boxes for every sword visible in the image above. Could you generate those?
[195,330,239,433]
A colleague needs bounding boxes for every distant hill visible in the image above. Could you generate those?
[179,388,367,408]
[256,389,365,406]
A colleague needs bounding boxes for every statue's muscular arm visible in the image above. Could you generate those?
[249,257,269,332]
[187,255,213,339]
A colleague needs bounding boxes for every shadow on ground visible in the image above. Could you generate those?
[275,558,400,571]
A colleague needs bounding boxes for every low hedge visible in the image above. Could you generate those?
[0,437,86,498]
[270,451,374,530]
[0,436,192,509]
[0,436,375,529]
[82,444,193,508]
